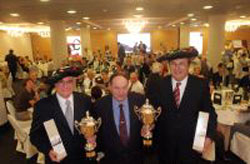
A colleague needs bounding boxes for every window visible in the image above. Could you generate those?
[117,33,151,53]
[189,32,203,55]
[67,36,81,55]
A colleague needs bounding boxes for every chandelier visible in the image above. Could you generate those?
[123,19,147,33]
[225,20,250,32]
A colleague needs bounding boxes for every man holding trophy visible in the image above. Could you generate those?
[30,66,92,164]
[93,73,146,164]
[151,48,217,164]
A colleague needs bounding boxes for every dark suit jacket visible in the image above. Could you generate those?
[152,75,217,164]
[93,93,145,164]
[30,92,92,164]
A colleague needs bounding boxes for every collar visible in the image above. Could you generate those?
[56,93,73,106]
[112,97,128,108]
[171,75,188,87]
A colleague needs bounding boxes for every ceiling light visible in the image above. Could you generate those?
[172,24,176,27]
[67,10,77,14]
[136,7,144,11]
[133,14,143,18]
[65,27,72,31]
[40,0,50,2]
[76,22,82,25]
[240,15,247,19]
[10,13,20,17]
[83,17,90,20]
[203,23,209,27]
[103,9,108,12]
[107,28,111,31]
[37,22,44,25]
[93,27,97,30]
[180,22,185,25]
[187,13,194,17]
[203,5,213,10]
[225,19,250,32]
[193,24,199,27]
[86,25,91,28]
[0,25,50,37]
[191,18,197,21]
[0,22,3,24]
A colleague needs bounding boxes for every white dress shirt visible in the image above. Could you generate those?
[56,93,74,117]
[172,76,188,104]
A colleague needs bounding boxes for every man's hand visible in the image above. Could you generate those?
[203,137,212,154]
[49,149,63,163]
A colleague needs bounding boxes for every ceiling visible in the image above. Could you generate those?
[0,0,250,31]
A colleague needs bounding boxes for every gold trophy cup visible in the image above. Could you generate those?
[75,111,101,159]
[134,99,161,146]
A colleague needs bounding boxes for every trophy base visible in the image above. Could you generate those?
[86,151,96,158]
[85,151,97,164]
[143,139,152,147]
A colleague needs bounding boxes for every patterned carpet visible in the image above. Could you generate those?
[0,123,246,164]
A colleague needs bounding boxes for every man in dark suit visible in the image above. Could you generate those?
[30,66,92,164]
[117,42,126,65]
[212,63,230,88]
[151,48,217,164]
[5,49,18,81]
[94,72,145,164]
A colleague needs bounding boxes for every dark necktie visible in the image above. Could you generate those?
[119,104,128,146]
[174,82,181,108]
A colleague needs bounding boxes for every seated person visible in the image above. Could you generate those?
[239,70,250,100]
[14,79,40,121]
[193,65,205,79]
[212,63,230,88]
[123,57,136,76]
[239,71,250,89]
[129,72,145,95]
[83,69,96,91]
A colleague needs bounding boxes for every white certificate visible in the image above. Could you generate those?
[192,111,209,152]
[44,119,67,160]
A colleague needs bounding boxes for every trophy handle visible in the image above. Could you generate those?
[74,120,82,134]
[155,106,162,120]
[95,118,102,131]
[134,106,141,120]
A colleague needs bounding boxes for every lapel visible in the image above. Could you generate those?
[165,76,177,110]
[127,94,137,146]
[50,94,73,136]
[179,75,192,110]
[73,93,86,134]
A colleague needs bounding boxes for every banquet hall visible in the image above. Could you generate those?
[0,0,250,164]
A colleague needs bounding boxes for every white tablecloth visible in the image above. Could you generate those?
[214,105,250,126]
[231,132,250,164]
[0,82,7,126]
[214,104,250,151]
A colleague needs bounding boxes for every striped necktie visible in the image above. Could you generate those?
[174,82,181,108]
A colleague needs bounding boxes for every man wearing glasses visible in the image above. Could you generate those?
[30,66,92,164]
